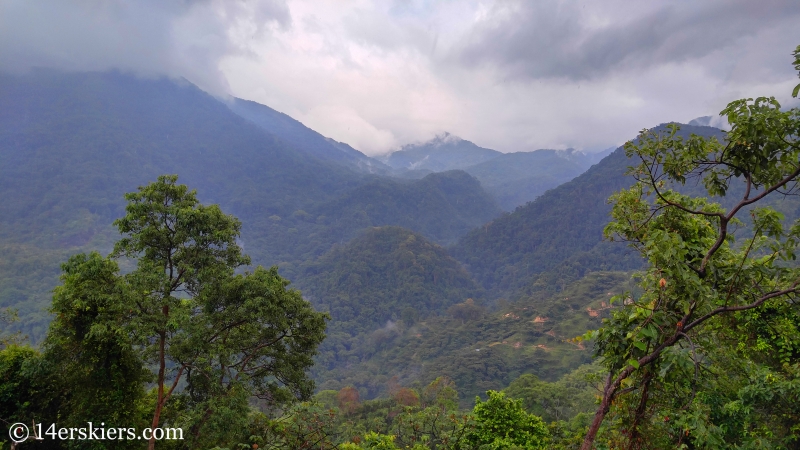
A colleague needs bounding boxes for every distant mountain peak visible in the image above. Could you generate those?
[382,133,501,173]
[398,131,465,152]
[429,131,463,146]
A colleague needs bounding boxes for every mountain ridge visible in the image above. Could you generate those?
[228,97,390,173]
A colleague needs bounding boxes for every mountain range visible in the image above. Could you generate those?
[379,133,613,210]
[2,69,753,401]
[0,70,496,339]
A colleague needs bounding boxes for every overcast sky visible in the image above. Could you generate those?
[2,0,800,155]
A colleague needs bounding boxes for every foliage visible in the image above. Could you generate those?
[582,59,800,449]
[0,176,328,449]
[340,432,406,450]
[793,44,800,98]
[504,365,604,423]
[0,308,23,348]
[466,391,549,449]
[219,377,471,450]
[451,135,658,297]
[0,345,42,427]
[43,252,151,448]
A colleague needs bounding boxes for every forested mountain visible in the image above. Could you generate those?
[0,70,362,245]
[0,70,500,340]
[0,69,354,338]
[301,226,482,333]
[451,124,728,298]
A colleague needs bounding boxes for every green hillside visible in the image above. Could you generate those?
[310,268,633,402]
[450,124,728,298]
[301,226,482,332]
[0,70,361,246]
[301,226,483,397]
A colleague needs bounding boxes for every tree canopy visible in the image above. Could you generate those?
[581,47,800,449]
[1,175,327,449]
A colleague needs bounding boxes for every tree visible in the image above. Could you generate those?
[46,175,327,449]
[580,48,800,449]
[45,252,151,449]
[467,390,549,449]
[337,386,362,415]
[0,308,24,348]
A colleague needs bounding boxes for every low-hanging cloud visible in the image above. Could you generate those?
[452,0,800,82]
[0,0,290,95]
[2,0,800,155]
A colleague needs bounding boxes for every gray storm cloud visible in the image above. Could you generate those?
[0,0,290,95]
[452,0,800,82]
[2,0,799,154]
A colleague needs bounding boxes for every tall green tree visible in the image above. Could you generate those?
[580,47,800,449]
[39,175,327,449]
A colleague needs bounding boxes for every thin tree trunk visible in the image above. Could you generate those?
[581,374,616,450]
[149,330,166,450]
[626,373,653,450]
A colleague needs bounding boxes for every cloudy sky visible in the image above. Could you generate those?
[2,0,800,155]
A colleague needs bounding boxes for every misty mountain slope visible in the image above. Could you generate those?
[0,70,365,246]
[381,133,501,171]
[461,149,592,210]
[0,69,371,338]
[451,124,728,297]
[228,97,389,173]
[301,226,484,396]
